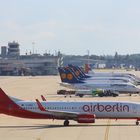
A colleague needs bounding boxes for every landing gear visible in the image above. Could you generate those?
[136,121,139,126]
[64,120,69,126]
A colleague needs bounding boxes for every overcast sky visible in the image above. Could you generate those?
[0,0,140,55]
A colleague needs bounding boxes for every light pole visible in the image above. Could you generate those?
[32,42,35,54]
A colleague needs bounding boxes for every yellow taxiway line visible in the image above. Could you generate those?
[104,119,111,140]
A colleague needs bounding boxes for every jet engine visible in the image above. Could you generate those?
[77,114,96,123]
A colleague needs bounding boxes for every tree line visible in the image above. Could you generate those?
[64,52,140,69]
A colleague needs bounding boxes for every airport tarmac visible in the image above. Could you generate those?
[1,71,140,140]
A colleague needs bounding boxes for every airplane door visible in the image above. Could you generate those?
[131,104,138,114]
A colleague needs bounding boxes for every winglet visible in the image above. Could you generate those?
[41,95,46,101]
[36,99,46,112]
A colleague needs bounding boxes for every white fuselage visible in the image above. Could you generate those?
[85,76,135,84]
[82,78,128,84]
[64,82,140,93]
[88,72,140,82]
[17,101,140,119]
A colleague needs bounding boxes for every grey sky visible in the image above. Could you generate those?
[0,0,140,55]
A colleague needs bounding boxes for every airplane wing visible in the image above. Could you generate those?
[44,109,96,123]
[48,109,78,118]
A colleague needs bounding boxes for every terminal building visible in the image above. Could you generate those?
[0,41,59,76]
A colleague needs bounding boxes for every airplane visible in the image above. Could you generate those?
[68,64,140,85]
[58,68,140,94]
[67,66,137,85]
[81,63,139,79]
[1,88,140,126]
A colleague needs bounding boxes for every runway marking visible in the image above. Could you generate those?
[104,119,111,140]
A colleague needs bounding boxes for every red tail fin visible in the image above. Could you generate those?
[85,64,91,74]
[41,95,46,101]
[36,99,46,112]
[0,88,19,113]
[0,88,12,103]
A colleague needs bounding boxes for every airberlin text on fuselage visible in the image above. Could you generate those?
[83,103,129,113]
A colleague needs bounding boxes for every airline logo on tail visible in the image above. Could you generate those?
[61,73,67,79]
[67,74,73,80]
[60,73,73,80]
[58,67,84,83]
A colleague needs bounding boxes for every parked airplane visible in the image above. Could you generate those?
[1,88,140,126]
[81,63,140,80]
[58,68,140,94]
[68,64,140,84]
[67,66,137,85]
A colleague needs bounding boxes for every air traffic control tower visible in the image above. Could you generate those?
[7,41,20,58]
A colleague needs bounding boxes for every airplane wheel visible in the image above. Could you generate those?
[136,121,139,125]
[64,120,69,126]
[79,95,83,98]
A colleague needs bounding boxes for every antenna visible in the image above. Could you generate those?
[32,42,35,54]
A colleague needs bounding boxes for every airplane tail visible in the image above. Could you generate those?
[0,88,19,114]
[58,67,67,83]
[0,88,12,104]
[65,66,84,81]
[68,64,91,78]
[58,67,84,84]
[78,66,91,78]
[68,64,85,79]
[84,63,91,74]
